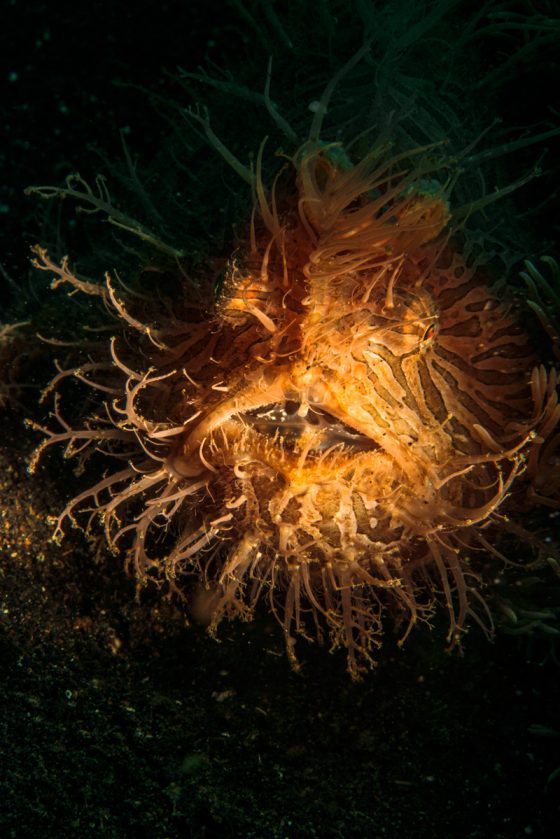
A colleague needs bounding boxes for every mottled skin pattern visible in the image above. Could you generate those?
[31,135,560,678]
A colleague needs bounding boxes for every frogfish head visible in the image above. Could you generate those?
[30,98,560,681]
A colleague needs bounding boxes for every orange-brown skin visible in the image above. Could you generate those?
[31,137,560,678]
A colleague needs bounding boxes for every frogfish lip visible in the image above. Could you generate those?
[175,379,380,478]
[243,401,380,453]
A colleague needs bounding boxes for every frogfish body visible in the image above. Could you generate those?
[31,100,560,679]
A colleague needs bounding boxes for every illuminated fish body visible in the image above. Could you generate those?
[29,58,560,679]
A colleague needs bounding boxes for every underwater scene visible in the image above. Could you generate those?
[1,1,560,836]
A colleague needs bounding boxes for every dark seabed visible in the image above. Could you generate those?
[1,2,560,837]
